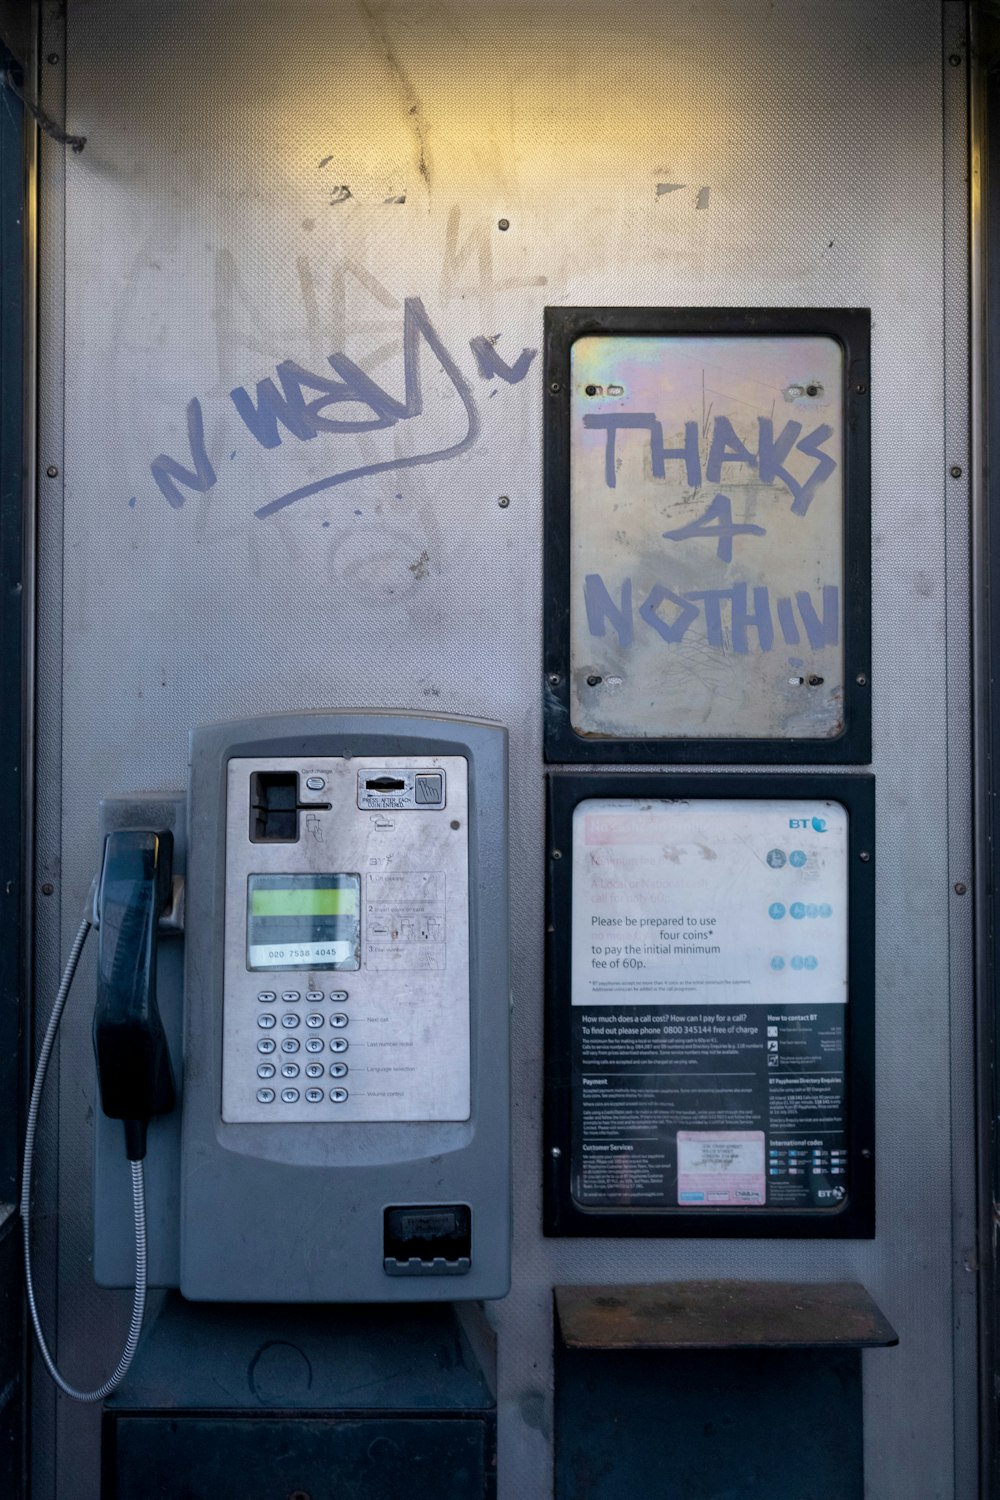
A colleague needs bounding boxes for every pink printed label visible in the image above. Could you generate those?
[676,1130,766,1206]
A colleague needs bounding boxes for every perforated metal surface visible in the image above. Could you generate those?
[33,2,971,1496]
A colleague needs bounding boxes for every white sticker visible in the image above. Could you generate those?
[248,940,353,967]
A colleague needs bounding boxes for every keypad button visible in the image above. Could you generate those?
[305,1013,324,1029]
[280,1087,299,1103]
[328,990,348,1002]
[257,1013,276,1029]
[329,1062,348,1078]
[257,1063,276,1079]
[257,1038,276,1055]
[305,1063,324,1079]
[305,1088,324,1103]
[330,1013,348,1028]
[304,1037,324,1054]
[306,990,324,1002]
[329,1087,349,1103]
[281,1013,300,1029]
[281,990,301,1003]
[280,1063,300,1079]
[330,1037,349,1053]
[280,1037,300,1054]
[256,1088,275,1104]
[257,990,277,1003]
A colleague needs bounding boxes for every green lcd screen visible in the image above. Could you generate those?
[251,887,358,917]
[246,873,361,972]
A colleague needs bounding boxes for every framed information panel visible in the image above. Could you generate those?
[544,774,875,1238]
[543,308,871,763]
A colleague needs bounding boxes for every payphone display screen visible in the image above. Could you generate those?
[246,873,361,971]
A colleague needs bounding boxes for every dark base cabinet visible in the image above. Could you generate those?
[553,1283,897,1500]
[556,1346,862,1500]
[101,1298,496,1500]
[106,1415,489,1500]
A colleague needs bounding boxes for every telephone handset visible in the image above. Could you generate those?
[93,828,176,1161]
[22,827,180,1401]
[24,712,510,1399]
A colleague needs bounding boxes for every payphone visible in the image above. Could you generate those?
[23,712,510,1397]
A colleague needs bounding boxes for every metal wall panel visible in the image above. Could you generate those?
[32,2,971,1496]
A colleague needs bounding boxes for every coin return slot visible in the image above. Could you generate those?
[366,776,406,792]
[383,1204,472,1277]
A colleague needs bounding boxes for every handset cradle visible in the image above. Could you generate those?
[93,829,177,1160]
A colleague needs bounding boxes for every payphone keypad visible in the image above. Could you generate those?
[223,756,470,1125]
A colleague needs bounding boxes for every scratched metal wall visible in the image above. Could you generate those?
[32,2,973,1496]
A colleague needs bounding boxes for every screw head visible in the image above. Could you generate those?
[855,382,868,394]
[859,851,871,863]
[548,672,561,686]
[861,1148,872,1159]
[41,882,54,896]
[552,848,562,860]
[46,465,58,478]
[950,465,963,479]
[551,1146,562,1158]
[856,673,868,686]
[498,218,510,231]
[498,495,510,508]
[586,674,602,687]
[550,381,561,394]
[954,881,968,895]
[949,53,962,66]
[47,53,59,64]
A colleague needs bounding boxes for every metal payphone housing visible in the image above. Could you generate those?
[93,711,510,1302]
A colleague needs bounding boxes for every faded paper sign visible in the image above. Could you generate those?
[569,797,851,1211]
[571,797,849,1007]
[569,334,844,739]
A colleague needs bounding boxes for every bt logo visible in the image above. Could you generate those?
[789,816,827,832]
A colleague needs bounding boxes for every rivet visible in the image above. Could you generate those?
[948,53,962,66]
[855,382,867,394]
[450,819,461,831]
[954,881,968,895]
[550,381,561,394]
[856,673,868,686]
[950,465,963,479]
[41,882,54,896]
[548,672,561,686]
[47,53,59,64]
[46,465,58,478]
[498,495,510,508]
[552,849,562,860]
[859,851,871,863]
[498,218,510,231]
[551,1146,562,1158]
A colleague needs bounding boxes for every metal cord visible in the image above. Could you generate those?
[21,917,148,1401]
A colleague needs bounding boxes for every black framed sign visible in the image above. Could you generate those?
[543,307,871,763]
[544,774,875,1238]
